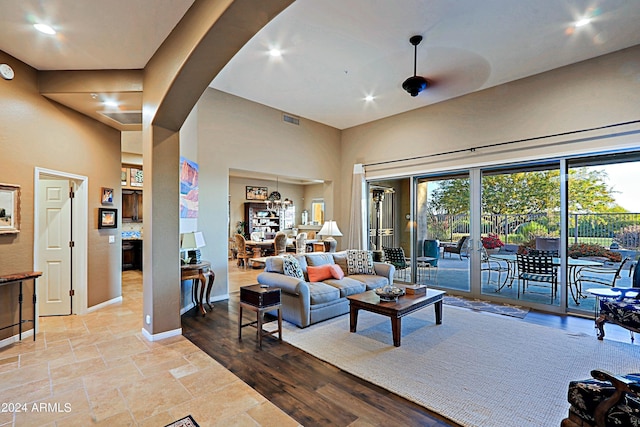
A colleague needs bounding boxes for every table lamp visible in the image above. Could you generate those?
[318,220,342,252]
[180,231,206,264]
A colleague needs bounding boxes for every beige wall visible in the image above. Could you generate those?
[339,45,640,242]
[0,51,121,340]
[195,88,341,295]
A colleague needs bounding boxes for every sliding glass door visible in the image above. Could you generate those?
[415,173,471,291]
[480,163,562,308]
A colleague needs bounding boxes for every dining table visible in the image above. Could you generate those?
[489,253,603,304]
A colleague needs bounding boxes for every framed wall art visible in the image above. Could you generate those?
[101,187,114,204]
[130,167,143,187]
[98,208,118,229]
[246,186,268,200]
[0,183,20,234]
[121,168,128,186]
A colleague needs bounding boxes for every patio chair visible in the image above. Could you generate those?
[577,257,629,289]
[481,247,509,292]
[383,246,411,281]
[516,254,557,302]
[562,369,640,427]
[416,239,440,282]
[443,236,469,259]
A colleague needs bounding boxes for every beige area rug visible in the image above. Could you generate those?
[270,306,640,427]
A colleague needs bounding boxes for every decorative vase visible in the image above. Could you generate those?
[485,248,499,255]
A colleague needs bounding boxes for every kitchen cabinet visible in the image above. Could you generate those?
[122,190,143,222]
[122,239,143,270]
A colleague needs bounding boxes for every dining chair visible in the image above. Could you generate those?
[295,232,307,254]
[250,231,262,242]
[516,254,557,302]
[577,257,629,289]
[234,234,253,269]
[274,231,288,255]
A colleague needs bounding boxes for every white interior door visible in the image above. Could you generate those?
[37,178,72,316]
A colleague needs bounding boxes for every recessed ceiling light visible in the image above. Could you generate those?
[103,100,119,108]
[364,95,375,102]
[33,23,56,35]
[268,48,282,57]
[574,18,591,27]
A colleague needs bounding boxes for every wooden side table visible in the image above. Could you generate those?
[181,261,215,316]
[238,284,282,349]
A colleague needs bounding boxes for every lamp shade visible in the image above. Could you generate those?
[180,231,206,250]
[318,220,343,238]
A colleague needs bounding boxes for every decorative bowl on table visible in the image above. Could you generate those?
[374,286,405,302]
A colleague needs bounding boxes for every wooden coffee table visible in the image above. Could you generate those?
[347,288,445,347]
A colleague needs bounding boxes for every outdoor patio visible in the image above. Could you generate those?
[395,253,635,315]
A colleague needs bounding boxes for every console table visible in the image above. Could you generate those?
[181,261,214,316]
[0,271,42,341]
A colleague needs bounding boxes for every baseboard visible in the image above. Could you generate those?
[87,296,123,313]
[0,329,34,349]
[209,294,229,303]
[180,302,196,316]
[141,327,182,342]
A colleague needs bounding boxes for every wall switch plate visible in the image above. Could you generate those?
[109,235,115,243]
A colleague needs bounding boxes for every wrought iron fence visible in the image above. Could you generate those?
[427,212,640,249]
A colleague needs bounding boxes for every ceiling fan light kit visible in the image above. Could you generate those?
[402,35,428,97]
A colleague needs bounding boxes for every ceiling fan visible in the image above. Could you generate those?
[402,35,429,97]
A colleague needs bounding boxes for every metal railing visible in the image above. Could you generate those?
[426,212,640,249]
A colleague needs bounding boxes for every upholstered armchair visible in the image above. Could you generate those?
[562,369,640,427]
[596,287,640,342]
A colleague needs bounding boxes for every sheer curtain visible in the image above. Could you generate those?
[347,164,366,249]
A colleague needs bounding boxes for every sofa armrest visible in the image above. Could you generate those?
[257,272,308,296]
[373,262,395,285]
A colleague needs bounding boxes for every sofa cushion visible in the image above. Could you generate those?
[329,264,345,279]
[307,265,334,282]
[346,250,375,275]
[332,251,349,274]
[283,255,304,279]
[323,277,366,297]
[349,274,389,290]
[306,253,336,267]
[308,282,341,305]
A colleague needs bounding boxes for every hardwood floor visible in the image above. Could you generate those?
[182,293,455,427]
[182,260,636,427]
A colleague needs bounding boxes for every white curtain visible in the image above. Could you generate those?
[347,164,366,249]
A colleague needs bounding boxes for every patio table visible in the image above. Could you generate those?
[489,254,603,304]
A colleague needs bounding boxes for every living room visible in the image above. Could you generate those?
[1,1,640,426]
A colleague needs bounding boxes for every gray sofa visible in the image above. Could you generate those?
[257,251,395,327]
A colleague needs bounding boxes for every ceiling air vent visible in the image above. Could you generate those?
[99,111,142,125]
[283,113,300,126]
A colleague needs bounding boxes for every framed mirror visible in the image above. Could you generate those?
[0,183,20,234]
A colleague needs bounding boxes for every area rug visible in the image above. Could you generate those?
[164,415,200,427]
[443,295,529,318]
[272,305,640,427]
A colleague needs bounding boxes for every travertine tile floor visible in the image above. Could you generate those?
[0,271,299,427]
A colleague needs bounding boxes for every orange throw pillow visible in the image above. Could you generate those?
[307,265,334,282]
[329,264,345,279]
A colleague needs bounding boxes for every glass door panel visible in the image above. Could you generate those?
[415,173,470,291]
[480,163,562,308]
[567,154,640,315]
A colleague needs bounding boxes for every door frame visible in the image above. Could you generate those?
[34,168,88,325]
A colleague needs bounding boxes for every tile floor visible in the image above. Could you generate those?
[0,271,299,427]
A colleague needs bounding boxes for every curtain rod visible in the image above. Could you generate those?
[364,119,640,168]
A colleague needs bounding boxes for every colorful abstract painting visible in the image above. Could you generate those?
[180,157,199,218]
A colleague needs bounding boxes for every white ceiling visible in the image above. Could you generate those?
[1,0,640,130]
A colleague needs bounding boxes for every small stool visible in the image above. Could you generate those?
[238,284,282,349]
